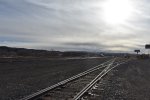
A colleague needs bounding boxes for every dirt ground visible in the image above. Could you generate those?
[86,58,150,100]
[0,57,109,100]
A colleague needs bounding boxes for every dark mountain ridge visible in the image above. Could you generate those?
[0,46,129,58]
[0,46,60,57]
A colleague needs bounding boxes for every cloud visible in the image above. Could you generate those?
[0,0,150,53]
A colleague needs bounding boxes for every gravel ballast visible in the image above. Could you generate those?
[85,59,150,100]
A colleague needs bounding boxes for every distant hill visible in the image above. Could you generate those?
[0,46,104,58]
[0,46,129,58]
[0,46,60,58]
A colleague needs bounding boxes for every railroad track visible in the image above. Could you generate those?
[21,57,130,100]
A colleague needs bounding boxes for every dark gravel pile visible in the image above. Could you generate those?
[87,59,150,100]
[0,57,109,100]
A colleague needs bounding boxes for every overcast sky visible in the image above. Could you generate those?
[0,0,150,53]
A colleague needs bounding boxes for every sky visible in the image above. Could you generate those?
[0,0,150,53]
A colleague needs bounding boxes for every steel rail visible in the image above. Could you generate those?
[21,58,115,100]
[73,58,130,100]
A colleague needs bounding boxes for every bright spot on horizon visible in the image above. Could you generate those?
[102,0,134,25]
